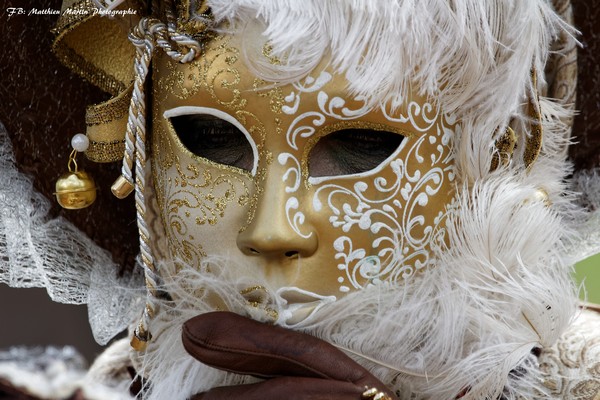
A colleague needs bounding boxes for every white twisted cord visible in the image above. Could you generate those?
[152,23,201,63]
[120,16,202,348]
[119,20,146,188]
[119,90,137,187]
[127,19,159,345]
[121,18,201,186]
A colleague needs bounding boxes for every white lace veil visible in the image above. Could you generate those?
[0,122,144,345]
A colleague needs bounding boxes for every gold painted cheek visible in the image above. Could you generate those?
[305,127,456,293]
[151,118,254,276]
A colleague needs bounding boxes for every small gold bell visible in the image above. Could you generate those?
[130,322,152,352]
[55,134,97,210]
[55,171,97,209]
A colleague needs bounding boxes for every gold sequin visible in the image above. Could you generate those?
[262,42,284,66]
[85,140,126,163]
[85,86,132,125]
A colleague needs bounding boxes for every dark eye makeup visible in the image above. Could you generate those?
[170,114,255,172]
[169,114,404,177]
[307,129,404,177]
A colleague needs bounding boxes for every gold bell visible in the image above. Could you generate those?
[55,170,97,209]
[130,324,152,352]
[55,134,97,210]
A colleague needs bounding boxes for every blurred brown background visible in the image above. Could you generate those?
[0,285,104,362]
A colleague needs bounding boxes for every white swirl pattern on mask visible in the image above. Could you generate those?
[279,71,455,292]
[278,153,313,239]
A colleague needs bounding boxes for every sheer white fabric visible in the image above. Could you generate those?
[0,122,144,345]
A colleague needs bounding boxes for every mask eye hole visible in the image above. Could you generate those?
[170,114,254,172]
[308,129,404,178]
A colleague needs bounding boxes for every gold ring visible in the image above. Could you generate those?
[362,386,392,400]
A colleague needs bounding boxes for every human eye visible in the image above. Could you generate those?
[308,128,404,177]
[169,114,254,171]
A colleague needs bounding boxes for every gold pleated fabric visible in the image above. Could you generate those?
[53,0,142,162]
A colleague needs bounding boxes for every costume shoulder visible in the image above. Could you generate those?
[539,306,600,399]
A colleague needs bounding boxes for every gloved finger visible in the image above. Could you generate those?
[190,376,365,400]
[182,312,396,399]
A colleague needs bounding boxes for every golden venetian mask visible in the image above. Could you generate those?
[151,34,456,301]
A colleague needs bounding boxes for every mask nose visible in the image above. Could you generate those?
[236,173,318,260]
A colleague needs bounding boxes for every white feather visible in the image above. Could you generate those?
[207,0,565,116]
[205,0,575,185]
[132,162,578,399]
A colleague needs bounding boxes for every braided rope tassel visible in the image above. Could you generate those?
[114,16,202,351]
[128,18,160,351]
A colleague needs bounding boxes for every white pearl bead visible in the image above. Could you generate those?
[71,133,90,152]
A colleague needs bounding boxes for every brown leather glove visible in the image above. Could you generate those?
[182,312,397,400]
